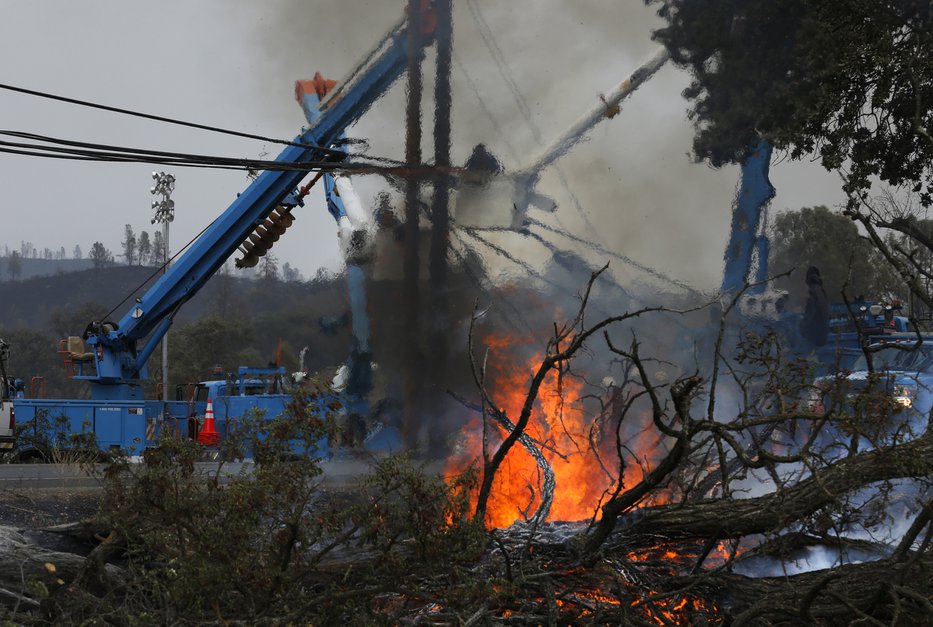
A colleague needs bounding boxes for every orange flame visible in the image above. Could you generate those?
[447,335,670,527]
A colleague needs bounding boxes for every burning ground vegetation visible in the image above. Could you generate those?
[424,273,932,625]
[2,278,932,625]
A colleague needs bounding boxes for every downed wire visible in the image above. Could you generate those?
[448,389,559,525]
[524,217,701,296]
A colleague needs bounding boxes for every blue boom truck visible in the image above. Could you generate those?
[720,140,911,371]
[11,2,439,458]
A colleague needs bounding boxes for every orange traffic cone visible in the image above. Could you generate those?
[197,400,220,446]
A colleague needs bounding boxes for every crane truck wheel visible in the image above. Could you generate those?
[13,447,49,463]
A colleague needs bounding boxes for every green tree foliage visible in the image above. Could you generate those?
[0,328,85,400]
[282,261,301,283]
[0,303,107,400]
[769,206,900,306]
[208,263,238,319]
[647,0,933,205]
[151,230,165,266]
[136,230,151,267]
[48,302,108,341]
[32,398,482,624]
[260,252,280,282]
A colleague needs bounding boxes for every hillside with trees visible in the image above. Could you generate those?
[0,224,166,281]
[0,264,352,398]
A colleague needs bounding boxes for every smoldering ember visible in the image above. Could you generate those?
[1,1,932,625]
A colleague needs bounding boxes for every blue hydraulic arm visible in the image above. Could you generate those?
[81,3,437,398]
[721,140,776,295]
[298,80,374,441]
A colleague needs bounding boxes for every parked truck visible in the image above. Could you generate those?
[10,1,439,457]
[11,365,302,458]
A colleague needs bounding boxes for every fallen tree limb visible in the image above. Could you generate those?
[0,526,123,611]
[596,429,933,546]
[698,553,933,625]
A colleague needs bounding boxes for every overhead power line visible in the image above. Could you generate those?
[0,81,330,152]
[0,81,410,166]
[0,134,341,172]
[523,217,701,296]
[0,130,433,175]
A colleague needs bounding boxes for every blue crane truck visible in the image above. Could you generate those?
[11,366,295,458]
[9,2,439,458]
[719,141,912,371]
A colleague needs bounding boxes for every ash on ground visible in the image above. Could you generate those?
[0,488,101,529]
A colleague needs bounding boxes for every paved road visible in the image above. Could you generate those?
[0,463,103,490]
[0,458,443,491]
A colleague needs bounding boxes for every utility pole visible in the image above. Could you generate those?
[150,171,175,399]
[403,0,424,450]
[428,0,453,452]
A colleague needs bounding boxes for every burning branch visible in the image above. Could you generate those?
[435,254,932,622]
[584,330,702,558]
[467,264,680,525]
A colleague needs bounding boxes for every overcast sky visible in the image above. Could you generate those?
[0,0,847,291]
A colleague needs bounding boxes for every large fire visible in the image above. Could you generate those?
[435,333,752,623]
[446,335,669,527]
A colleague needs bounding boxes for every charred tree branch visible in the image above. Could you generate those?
[472,265,680,523]
[622,430,933,543]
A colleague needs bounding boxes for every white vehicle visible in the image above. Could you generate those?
[0,339,15,449]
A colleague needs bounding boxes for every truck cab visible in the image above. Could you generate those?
[0,339,18,450]
[179,367,297,443]
[0,379,15,450]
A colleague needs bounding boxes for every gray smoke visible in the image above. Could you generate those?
[204,1,854,460]
[219,0,761,293]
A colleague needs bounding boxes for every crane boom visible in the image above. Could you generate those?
[720,140,775,295]
[79,2,437,399]
[518,47,670,178]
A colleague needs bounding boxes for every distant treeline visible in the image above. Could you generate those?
[2,223,305,283]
